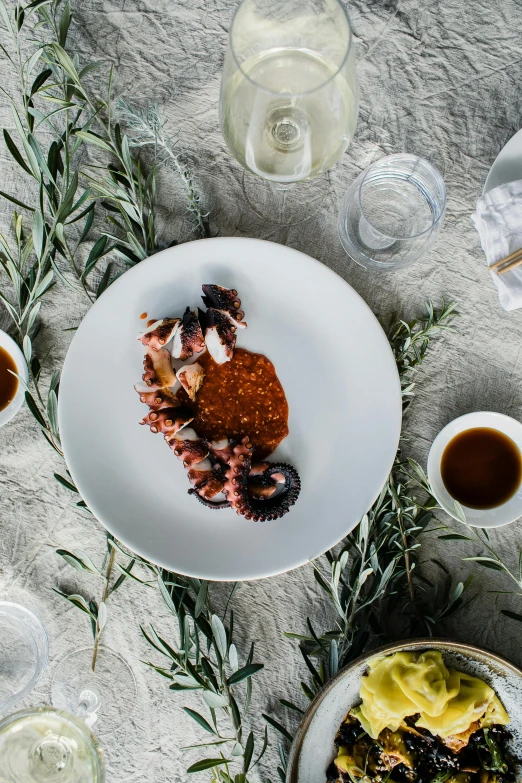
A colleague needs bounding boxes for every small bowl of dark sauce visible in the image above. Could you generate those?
[0,330,28,428]
[427,412,522,527]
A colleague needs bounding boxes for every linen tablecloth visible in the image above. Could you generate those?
[1,0,522,779]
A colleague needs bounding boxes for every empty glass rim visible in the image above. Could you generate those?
[357,153,447,241]
[228,0,354,96]
[0,601,49,709]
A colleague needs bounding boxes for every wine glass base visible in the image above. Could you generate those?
[51,646,137,736]
[241,170,332,226]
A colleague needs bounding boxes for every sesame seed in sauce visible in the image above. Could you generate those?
[176,348,289,460]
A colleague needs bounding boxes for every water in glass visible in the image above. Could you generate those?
[338,154,446,269]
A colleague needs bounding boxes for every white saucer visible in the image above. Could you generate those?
[483,128,522,195]
[427,411,522,528]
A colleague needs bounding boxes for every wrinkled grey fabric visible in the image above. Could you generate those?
[1,0,522,780]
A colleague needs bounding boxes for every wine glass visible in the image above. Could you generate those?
[219,0,359,224]
[0,647,137,782]
[0,706,105,783]
[51,646,137,736]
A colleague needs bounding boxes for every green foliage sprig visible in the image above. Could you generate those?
[0,212,53,356]
[115,98,210,240]
[55,534,140,670]
[0,0,111,306]
[141,569,268,782]
[438,509,522,625]
[388,299,458,413]
[56,537,269,781]
[0,0,210,671]
[0,0,209,334]
[264,302,473,781]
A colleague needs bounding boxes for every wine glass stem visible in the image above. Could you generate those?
[270,181,296,221]
[76,689,100,726]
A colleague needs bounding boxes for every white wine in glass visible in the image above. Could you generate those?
[219,0,358,222]
[0,707,105,783]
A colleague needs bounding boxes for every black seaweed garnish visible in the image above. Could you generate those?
[327,715,519,783]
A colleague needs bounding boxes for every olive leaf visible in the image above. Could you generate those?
[187,759,231,774]
[227,664,264,686]
[211,614,228,660]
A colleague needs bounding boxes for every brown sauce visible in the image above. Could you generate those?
[441,427,522,509]
[139,312,148,320]
[0,345,18,412]
[177,348,289,459]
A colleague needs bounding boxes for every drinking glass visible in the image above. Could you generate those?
[0,600,134,781]
[0,706,105,783]
[338,153,446,269]
[0,602,48,715]
[219,0,359,224]
[0,647,136,781]
[51,646,137,736]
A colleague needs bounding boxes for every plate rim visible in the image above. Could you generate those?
[286,637,522,783]
[58,236,402,580]
[483,127,522,196]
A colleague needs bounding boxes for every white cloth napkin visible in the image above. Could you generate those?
[472,179,522,311]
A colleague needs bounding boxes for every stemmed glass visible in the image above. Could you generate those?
[0,602,136,782]
[219,0,359,224]
[0,706,105,783]
[51,646,137,736]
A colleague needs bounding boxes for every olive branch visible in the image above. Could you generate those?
[0,0,209,669]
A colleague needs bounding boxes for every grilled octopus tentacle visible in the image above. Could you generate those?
[222,436,301,522]
[167,429,230,509]
[188,463,231,510]
[134,387,179,410]
[140,405,194,435]
[188,491,231,510]
[142,348,176,390]
[138,318,180,351]
[172,307,206,360]
[201,284,246,328]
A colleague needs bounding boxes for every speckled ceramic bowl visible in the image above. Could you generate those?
[286,639,522,783]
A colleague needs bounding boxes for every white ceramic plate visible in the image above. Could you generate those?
[287,639,522,783]
[0,329,28,428]
[483,128,522,195]
[427,411,522,528]
[59,238,401,580]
